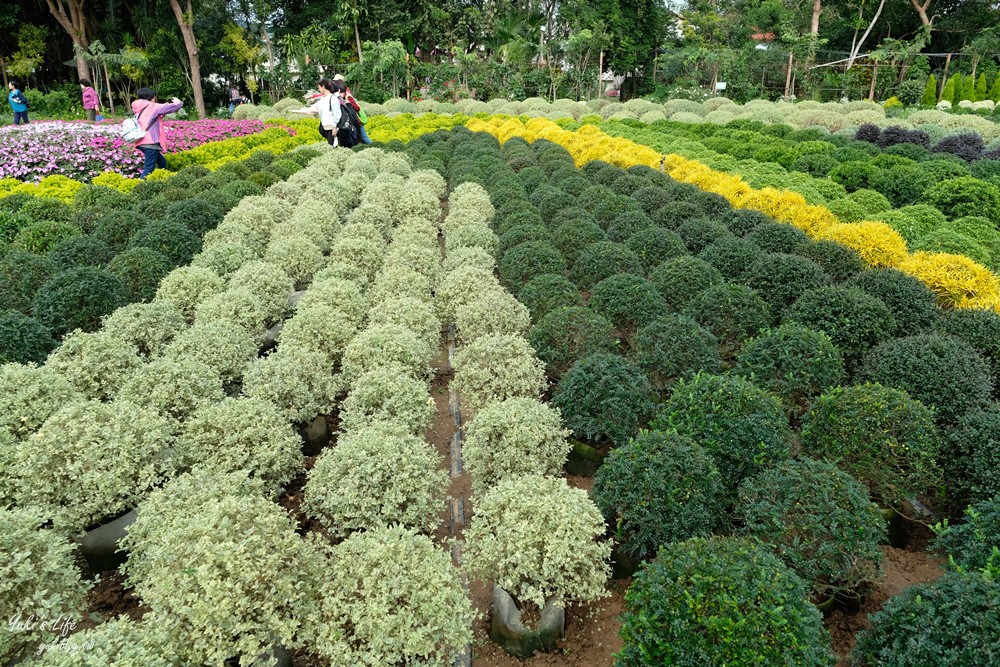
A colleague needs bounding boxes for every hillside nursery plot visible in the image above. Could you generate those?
[1,110,999,667]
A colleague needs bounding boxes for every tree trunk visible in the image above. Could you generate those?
[909,0,933,27]
[102,60,115,115]
[167,0,206,118]
[810,0,822,35]
[846,0,887,70]
[353,12,363,63]
[45,0,91,81]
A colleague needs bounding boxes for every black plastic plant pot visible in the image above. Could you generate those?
[490,585,565,659]
[298,414,330,456]
[75,509,137,573]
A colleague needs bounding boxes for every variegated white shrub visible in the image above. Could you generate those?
[454,290,531,345]
[161,320,257,383]
[118,357,224,423]
[278,303,358,366]
[101,301,187,358]
[0,363,81,440]
[45,330,141,401]
[339,366,435,435]
[241,345,338,423]
[453,334,547,414]
[340,323,433,388]
[154,265,226,322]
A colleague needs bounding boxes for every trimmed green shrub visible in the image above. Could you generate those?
[0,310,54,364]
[31,267,125,336]
[796,239,866,282]
[922,176,1000,223]
[698,237,765,282]
[944,406,1000,507]
[462,397,571,497]
[128,220,201,265]
[801,383,941,507]
[12,221,80,254]
[464,474,611,609]
[498,241,566,291]
[624,227,687,274]
[786,286,895,363]
[735,323,845,414]
[719,208,772,236]
[852,572,999,667]
[676,217,735,255]
[747,222,810,254]
[649,255,724,312]
[304,423,447,536]
[530,306,616,377]
[652,373,791,493]
[589,273,668,338]
[498,224,552,254]
[106,247,173,303]
[938,307,1000,384]
[631,314,721,393]
[553,352,657,447]
[747,253,831,314]
[737,458,886,601]
[934,498,1000,576]
[49,235,112,268]
[681,284,770,359]
[551,219,608,266]
[607,210,654,244]
[165,198,224,236]
[618,537,833,667]
[860,334,993,425]
[592,430,725,561]
[847,268,939,336]
[517,274,584,323]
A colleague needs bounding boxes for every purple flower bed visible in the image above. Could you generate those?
[0,119,266,183]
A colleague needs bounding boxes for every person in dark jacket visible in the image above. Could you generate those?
[7,81,28,125]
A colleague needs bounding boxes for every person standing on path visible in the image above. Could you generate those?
[333,73,372,144]
[229,85,243,116]
[290,79,342,147]
[7,81,28,125]
[80,80,100,121]
[131,88,183,179]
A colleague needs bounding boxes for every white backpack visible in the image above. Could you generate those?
[120,109,148,142]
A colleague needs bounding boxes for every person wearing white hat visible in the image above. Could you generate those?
[333,74,372,144]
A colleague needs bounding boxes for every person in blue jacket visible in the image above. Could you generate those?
[8,81,29,125]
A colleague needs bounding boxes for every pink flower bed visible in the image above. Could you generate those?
[0,119,266,183]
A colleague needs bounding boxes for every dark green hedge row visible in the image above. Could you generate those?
[0,148,321,365]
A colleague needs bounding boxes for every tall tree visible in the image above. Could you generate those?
[167,0,206,118]
[45,0,92,80]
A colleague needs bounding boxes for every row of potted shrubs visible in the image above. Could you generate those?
[395,126,1000,664]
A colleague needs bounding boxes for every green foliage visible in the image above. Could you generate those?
[553,352,657,448]
[698,237,766,282]
[624,227,687,274]
[681,284,770,358]
[618,537,833,667]
[860,334,993,425]
[945,406,1000,507]
[921,74,938,106]
[107,247,173,303]
[12,221,80,254]
[49,235,112,268]
[735,324,845,414]
[796,240,865,283]
[552,219,608,265]
[649,255,724,312]
[631,314,721,393]
[31,267,125,336]
[801,383,941,508]
[529,306,617,377]
[846,268,939,336]
[593,430,725,561]
[0,310,54,364]
[517,274,584,323]
[570,242,642,290]
[589,273,667,338]
[922,176,1000,223]
[499,240,567,291]
[737,458,886,601]
[652,373,791,494]
[748,253,831,314]
[0,363,80,440]
[128,220,202,265]
[852,572,1000,667]
[746,222,810,254]
[785,286,895,363]
[934,498,1000,577]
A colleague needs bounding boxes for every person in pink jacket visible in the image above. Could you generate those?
[131,88,183,179]
[80,79,100,121]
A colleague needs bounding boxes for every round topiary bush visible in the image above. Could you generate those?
[852,572,999,667]
[0,507,91,662]
[801,383,941,508]
[127,220,201,265]
[121,470,313,665]
[300,525,474,667]
[592,430,725,562]
[607,209,655,244]
[938,308,1000,388]
[747,221,811,254]
[624,227,688,274]
[747,253,831,314]
[859,334,993,425]
[118,357,224,424]
[340,323,432,388]
[462,397,571,497]
[943,406,1000,507]
[49,235,113,268]
[453,334,547,415]
[498,224,553,254]
[0,310,54,364]
[651,373,791,494]
[681,284,771,359]
[177,397,303,494]
[0,250,56,314]
[14,399,174,531]
[570,242,642,291]
[552,219,608,266]
[934,497,1000,576]
[0,363,80,440]
[46,329,142,401]
[455,289,531,346]
[552,352,657,447]
[106,247,173,303]
[735,323,845,414]
[303,423,447,536]
[785,286,896,363]
[12,221,80,254]
[631,314,721,393]
[676,217,736,255]
[529,306,617,377]
[498,241,567,292]
[31,266,125,336]
[618,536,833,667]
[923,176,1000,223]
[464,474,611,609]
[242,346,337,423]
[165,197,225,236]
[846,268,939,337]
[649,255,724,312]
[340,366,434,436]
[588,273,668,338]
[796,239,866,282]
[698,237,766,282]
[737,457,886,601]
[153,265,226,322]
[517,274,584,323]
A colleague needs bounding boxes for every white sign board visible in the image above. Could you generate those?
[715,82,727,91]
